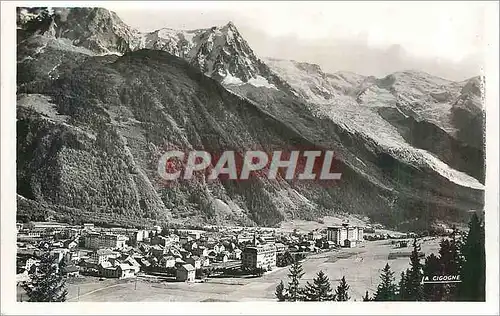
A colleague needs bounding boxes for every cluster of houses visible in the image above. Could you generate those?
[16,221,365,284]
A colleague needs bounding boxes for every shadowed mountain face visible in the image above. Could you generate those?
[16,7,484,230]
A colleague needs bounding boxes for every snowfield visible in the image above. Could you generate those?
[129,22,272,88]
[265,59,484,190]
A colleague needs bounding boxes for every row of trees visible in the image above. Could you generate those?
[275,259,351,302]
[368,213,485,301]
[364,213,485,301]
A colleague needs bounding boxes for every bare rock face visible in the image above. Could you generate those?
[17,8,289,90]
[451,76,485,150]
[17,7,136,54]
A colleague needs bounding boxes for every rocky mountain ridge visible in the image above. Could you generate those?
[16,7,485,230]
[17,7,290,91]
[264,59,485,182]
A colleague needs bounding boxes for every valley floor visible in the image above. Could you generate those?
[18,238,441,302]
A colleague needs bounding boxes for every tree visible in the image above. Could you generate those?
[335,276,350,301]
[22,253,67,302]
[160,225,170,236]
[203,267,213,278]
[459,213,485,301]
[422,253,442,301]
[405,238,424,301]
[286,259,305,301]
[277,251,295,267]
[439,235,462,277]
[304,270,334,301]
[440,232,464,301]
[373,263,398,301]
[275,280,286,302]
[253,267,265,277]
[362,291,371,301]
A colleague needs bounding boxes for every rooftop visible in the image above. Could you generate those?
[180,264,195,271]
[95,249,115,256]
[327,225,364,229]
[63,265,79,273]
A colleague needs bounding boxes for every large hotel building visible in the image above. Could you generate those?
[84,232,128,250]
[241,243,277,271]
[326,223,364,247]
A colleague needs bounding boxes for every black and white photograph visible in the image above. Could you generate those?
[1,1,499,315]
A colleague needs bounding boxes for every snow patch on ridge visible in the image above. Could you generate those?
[223,73,277,90]
[247,75,277,89]
[222,73,243,85]
[307,95,483,191]
[417,149,484,190]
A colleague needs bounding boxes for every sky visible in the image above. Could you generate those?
[106,1,489,81]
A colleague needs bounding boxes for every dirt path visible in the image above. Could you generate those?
[67,282,127,302]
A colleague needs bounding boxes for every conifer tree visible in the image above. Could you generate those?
[398,271,408,300]
[362,291,371,301]
[437,235,463,301]
[439,236,462,276]
[335,276,350,301]
[459,213,485,301]
[304,270,334,301]
[277,251,295,267]
[22,253,67,302]
[405,238,424,300]
[275,280,286,302]
[286,258,305,301]
[373,263,398,301]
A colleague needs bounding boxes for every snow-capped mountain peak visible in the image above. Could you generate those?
[18,7,282,89]
[147,21,287,89]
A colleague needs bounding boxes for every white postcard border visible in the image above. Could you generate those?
[2,1,498,315]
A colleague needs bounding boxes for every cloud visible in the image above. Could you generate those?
[108,3,485,81]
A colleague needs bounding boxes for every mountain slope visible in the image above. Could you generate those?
[265,59,485,183]
[16,7,484,230]
[17,48,484,229]
[263,58,369,102]
[17,7,137,54]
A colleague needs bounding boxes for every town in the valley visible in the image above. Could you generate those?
[16,218,454,302]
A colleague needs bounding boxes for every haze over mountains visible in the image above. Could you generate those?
[16,7,485,231]
[110,3,484,81]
